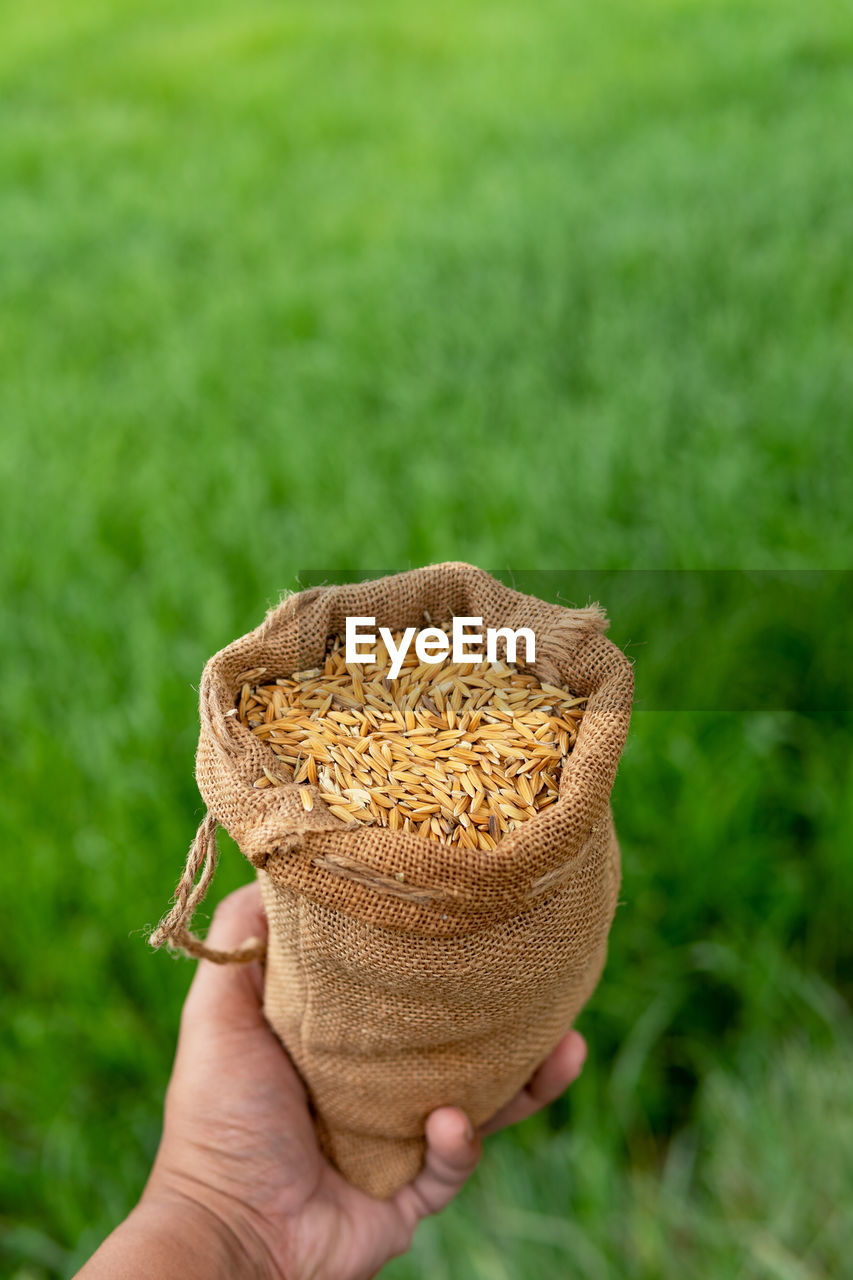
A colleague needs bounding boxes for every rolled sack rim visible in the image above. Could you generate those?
[196,565,633,935]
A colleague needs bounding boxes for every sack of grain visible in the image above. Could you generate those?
[150,563,633,1198]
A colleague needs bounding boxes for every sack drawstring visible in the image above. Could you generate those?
[148,812,266,964]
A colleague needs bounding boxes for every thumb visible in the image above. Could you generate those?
[181,881,269,1027]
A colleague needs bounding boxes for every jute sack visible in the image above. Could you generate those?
[150,563,633,1198]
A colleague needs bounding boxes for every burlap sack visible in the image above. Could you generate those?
[150,563,633,1198]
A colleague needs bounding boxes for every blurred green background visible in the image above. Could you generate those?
[1,0,851,1275]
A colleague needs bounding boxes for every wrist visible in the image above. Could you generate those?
[74,1188,277,1280]
[135,1183,281,1280]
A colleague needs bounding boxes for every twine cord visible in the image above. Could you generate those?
[310,851,452,904]
[148,812,266,964]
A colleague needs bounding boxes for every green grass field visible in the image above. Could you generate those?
[1,0,851,1275]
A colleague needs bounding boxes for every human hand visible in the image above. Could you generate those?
[83,882,588,1280]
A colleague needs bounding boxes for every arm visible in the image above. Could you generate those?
[76,1194,258,1280]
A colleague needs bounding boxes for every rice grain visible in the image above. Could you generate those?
[237,625,585,849]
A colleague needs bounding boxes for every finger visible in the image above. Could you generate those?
[394,1108,481,1224]
[181,881,269,1027]
[479,1030,587,1136]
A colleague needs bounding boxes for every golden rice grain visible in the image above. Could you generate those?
[237,624,585,849]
